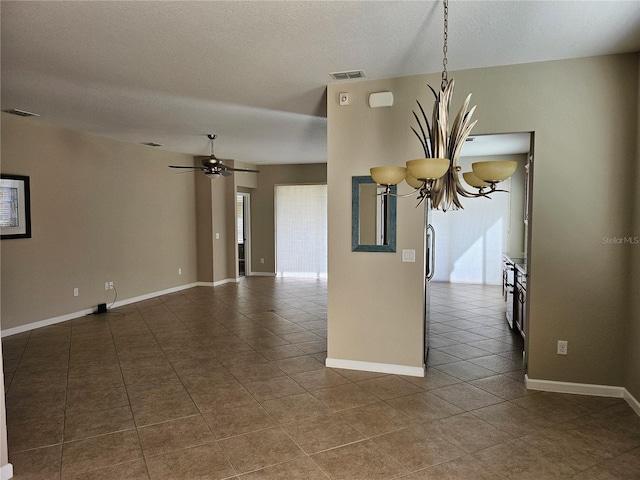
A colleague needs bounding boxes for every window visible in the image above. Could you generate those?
[275,184,327,277]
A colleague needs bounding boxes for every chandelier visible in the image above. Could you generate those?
[370,0,516,210]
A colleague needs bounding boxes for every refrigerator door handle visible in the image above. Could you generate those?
[427,224,436,281]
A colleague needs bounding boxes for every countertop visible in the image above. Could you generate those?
[503,252,527,274]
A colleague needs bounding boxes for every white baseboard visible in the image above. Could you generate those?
[211,278,238,286]
[1,282,202,338]
[525,375,640,417]
[1,463,13,480]
[326,358,424,377]
[249,272,276,277]
[623,388,640,417]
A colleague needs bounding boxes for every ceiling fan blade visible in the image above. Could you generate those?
[221,170,233,177]
[169,165,205,170]
[223,166,261,173]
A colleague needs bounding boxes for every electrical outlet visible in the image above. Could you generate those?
[73,288,79,297]
[178,268,182,275]
[557,340,568,355]
[339,92,350,105]
[260,258,265,264]
[109,281,114,290]
[105,282,109,291]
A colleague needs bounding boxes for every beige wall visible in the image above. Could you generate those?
[195,165,215,283]
[250,163,327,274]
[328,54,639,386]
[0,114,199,331]
[625,58,640,400]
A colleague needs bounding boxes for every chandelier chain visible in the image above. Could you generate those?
[441,0,449,90]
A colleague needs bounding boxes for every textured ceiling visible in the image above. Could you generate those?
[2,1,639,164]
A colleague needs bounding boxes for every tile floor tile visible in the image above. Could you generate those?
[430,383,504,411]
[137,414,215,458]
[238,457,327,479]
[426,412,514,453]
[242,375,305,402]
[201,402,277,439]
[470,374,535,400]
[63,460,149,480]
[355,375,424,400]
[385,392,463,423]
[339,402,413,437]
[400,454,505,479]
[218,426,304,474]
[472,439,579,479]
[434,360,497,382]
[61,430,143,478]
[146,443,234,480]
[63,405,135,441]
[282,413,365,454]
[261,392,331,423]
[8,445,62,480]
[290,367,350,390]
[310,383,379,412]
[373,424,465,472]
[311,439,408,480]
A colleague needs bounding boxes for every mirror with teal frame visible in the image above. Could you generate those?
[352,176,397,252]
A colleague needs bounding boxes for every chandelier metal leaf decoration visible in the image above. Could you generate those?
[411,79,478,210]
[370,0,517,211]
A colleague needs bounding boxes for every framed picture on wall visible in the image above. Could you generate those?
[1,174,31,239]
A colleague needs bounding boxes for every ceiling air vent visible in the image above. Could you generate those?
[141,142,164,147]
[3,108,40,117]
[330,70,365,80]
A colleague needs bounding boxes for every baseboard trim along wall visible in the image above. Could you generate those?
[0,282,221,338]
[325,358,425,377]
[1,462,13,480]
[526,375,640,417]
[249,272,277,277]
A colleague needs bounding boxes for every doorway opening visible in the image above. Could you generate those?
[427,132,533,371]
[236,192,251,277]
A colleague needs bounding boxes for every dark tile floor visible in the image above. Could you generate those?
[2,278,639,479]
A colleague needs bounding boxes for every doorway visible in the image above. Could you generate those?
[429,131,533,371]
[236,192,251,277]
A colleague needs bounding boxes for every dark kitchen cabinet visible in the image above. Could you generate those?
[514,265,527,339]
[503,254,527,340]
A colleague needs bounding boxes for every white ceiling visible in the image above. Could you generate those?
[2,1,639,164]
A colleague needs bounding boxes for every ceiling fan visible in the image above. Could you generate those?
[169,134,260,178]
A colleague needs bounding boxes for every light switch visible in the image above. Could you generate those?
[402,249,416,262]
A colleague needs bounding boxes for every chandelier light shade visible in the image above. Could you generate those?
[370,166,407,186]
[368,0,517,210]
[405,172,426,189]
[462,171,490,188]
[471,160,518,183]
[406,158,450,181]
